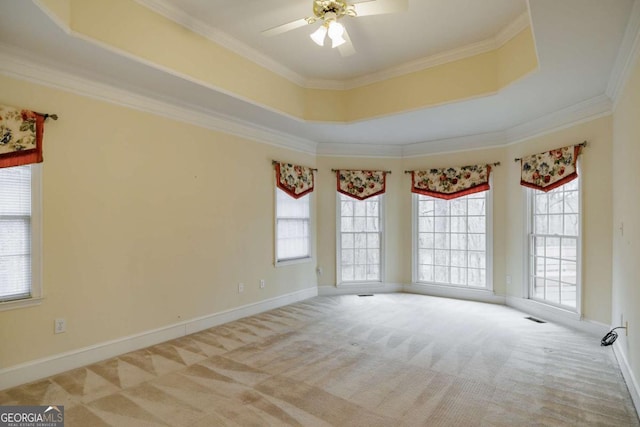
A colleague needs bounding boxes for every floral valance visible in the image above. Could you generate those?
[411,164,492,200]
[336,169,387,200]
[275,162,315,199]
[520,144,582,192]
[0,105,46,169]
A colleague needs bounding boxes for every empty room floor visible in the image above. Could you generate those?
[1,293,638,426]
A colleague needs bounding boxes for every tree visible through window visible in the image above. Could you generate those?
[338,193,382,283]
[529,178,580,309]
[415,191,489,288]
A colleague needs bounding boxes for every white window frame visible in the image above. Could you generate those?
[274,186,312,267]
[0,164,43,312]
[336,193,385,285]
[525,175,582,313]
[412,187,493,290]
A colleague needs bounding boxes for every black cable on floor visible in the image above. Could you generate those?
[601,326,627,346]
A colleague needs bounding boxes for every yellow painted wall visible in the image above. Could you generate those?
[0,75,317,368]
[612,52,640,386]
[34,0,537,124]
[69,0,307,119]
[505,116,614,324]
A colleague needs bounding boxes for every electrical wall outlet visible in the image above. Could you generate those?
[316,267,323,276]
[260,279,265,289]
[626,321,629,336]
[54,318,66,334]
[506,275,512,285]
[238,283,244,293]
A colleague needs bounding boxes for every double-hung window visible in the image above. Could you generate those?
[0,164,41,308]
[337,193,383,283]
[275,188,311,264]
[528,178,580,309]
[414,190,491,288]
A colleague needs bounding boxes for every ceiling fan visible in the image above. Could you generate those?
[261,0,408,57]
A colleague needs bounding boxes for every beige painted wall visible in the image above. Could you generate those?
[0,72,617,375]
[505,116,614,324]
[0,75,317,368]
[612,53,640,384]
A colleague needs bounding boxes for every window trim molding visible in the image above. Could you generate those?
[336,192,385,286]
[524,167,583,315]
[0,164,43,311]
[274,185,313,267]
[411,184,494,291]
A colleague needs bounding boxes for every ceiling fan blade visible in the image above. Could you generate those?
[261,18,310,37]
[353,0,408,17]
[338,28,356,57]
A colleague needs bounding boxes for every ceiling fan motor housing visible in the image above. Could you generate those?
[313,0,356,20]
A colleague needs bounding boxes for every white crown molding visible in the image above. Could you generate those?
[133,0,308,87]
[401,132,507,158]
[316,142,403,158]
[504,94,613,145]
[606,0,640,108]
[134,0,529,91]
[0,287,317,391]
[0,44,317,155]
[317,94,612,158]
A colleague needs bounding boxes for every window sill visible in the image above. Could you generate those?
[0,296,43,312]
[275,257,312,268]
[406,282,505,304]
[337,281,383,287]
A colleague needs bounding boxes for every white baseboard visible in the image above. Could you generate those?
[614,340,640,419]
[0,287,317,391]
[318,282,403,296]
[404,283,506,304]
[505,296,610,337]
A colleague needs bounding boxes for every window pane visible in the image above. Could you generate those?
[416,191,488,288]
[276,188,310,262]
[339,194,381,282]
[529,179,580,310]
[0,165,33,301]
[419,265,434,282]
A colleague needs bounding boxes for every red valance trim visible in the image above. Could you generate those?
[275,163,315,199]
[520,171,578,193]
[411,181,490,200]
[0,112,44,169]
[336,170,387,201]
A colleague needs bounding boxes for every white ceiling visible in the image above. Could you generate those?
[0,0,636,155]
[149,0,528,81]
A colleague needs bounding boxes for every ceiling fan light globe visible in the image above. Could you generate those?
[331,35,346,48]
[327,20,345,39]
[310,26,327,46]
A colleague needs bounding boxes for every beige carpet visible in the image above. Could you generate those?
[1,293,638,426]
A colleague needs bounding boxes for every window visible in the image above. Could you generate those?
[275,187,311,264]
[0,165,41,307]
[528,178,580,309]
[415,191,491,288]
[337,193,382,283]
